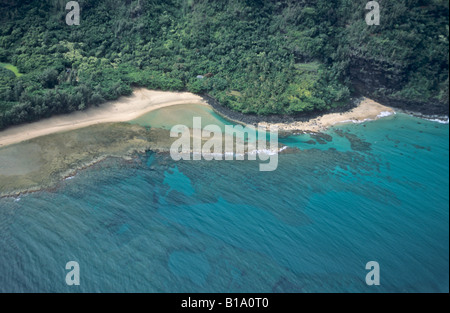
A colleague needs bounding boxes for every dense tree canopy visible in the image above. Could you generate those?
[0,0,448,129]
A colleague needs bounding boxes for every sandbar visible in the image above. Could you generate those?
[0,89,208,147]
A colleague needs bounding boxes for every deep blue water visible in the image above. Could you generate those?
[0,113,448,292]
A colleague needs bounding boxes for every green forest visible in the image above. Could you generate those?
[0,0,448,129]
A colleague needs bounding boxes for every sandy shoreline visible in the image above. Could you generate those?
[0,89,209,147]
[0,89,394,148]
[256,98,395,133]
[0,91,395,197]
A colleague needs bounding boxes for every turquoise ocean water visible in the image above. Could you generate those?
[0,112,448,292]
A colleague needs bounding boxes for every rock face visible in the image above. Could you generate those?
[349,54,403,98]
[349,55,449,116]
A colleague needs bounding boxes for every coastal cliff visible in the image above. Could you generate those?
[349,54,449,116]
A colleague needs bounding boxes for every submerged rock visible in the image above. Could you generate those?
[0,123,174,197]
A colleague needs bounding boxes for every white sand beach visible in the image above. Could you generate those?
[257,98,395,132]
[0,90,394,148]
[0,89,209,147]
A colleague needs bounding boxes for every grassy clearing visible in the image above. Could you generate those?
[0,63,23,77]
[294,62,321,73]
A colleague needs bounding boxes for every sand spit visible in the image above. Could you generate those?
[0,89,208,147]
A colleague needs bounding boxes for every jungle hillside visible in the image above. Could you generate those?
[0,0,448,130]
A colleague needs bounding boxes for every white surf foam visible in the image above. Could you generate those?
[425,118,449,124]
[377,111,394,118]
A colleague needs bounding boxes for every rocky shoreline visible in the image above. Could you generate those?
[363,95,449,117]
[202,94,449,133]
[202,93,360,126]
[203,94,398,134]
[395,108,450,123]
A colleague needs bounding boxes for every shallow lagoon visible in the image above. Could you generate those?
[0,109,448,292]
